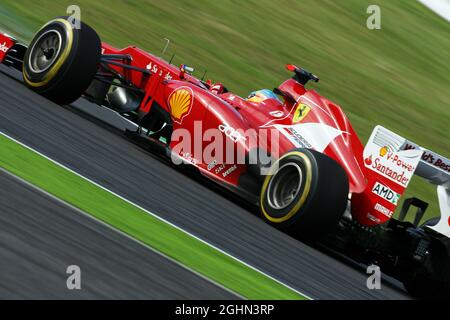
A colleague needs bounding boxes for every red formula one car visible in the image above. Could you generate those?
[1,17,449,297]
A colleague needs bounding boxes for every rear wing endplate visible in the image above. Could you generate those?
[400,138,450,237]
[373,126,450,237]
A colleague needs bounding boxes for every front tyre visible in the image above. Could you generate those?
[23,17,101,105]
[260,149,349,240]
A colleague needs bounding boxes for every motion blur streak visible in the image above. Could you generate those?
[0,169,238,299]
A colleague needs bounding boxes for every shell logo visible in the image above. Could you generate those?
[379,146,388,157]
[168,87,194,123]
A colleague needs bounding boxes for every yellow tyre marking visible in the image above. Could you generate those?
[23,18,74,88]
[260,151,312,223]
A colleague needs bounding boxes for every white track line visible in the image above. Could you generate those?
[0,130,313,300]
[0,166,244,300]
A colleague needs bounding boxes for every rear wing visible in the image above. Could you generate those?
[401,141,450,188]
[400,137,450,237]
[367,126,450,237]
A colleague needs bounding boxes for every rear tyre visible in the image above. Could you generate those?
[403,240,450,299]
[259,149,349,240]
[402,274,433,299]
[403,265,450,299]
[23,17,101,105]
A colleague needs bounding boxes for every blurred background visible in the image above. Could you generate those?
[0,0,448,221]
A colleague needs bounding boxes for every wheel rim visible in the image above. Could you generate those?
[28,30,63,73]
[267,162,303,210]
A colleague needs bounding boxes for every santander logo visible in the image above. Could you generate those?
[365,154,410,187]
[363,145,422,187]
[364,126,423,189]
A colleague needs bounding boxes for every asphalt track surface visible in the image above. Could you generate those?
[0,169,238,299]
[0,66,411,299]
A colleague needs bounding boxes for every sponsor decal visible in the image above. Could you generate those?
[168,87,194,124]
[180,152,198,165]
[214,164,226,174]
[292,103,311,123]
[432,157,450,173]
[146,62,158,73]
[275,123,345,152]
[269,110,285,118]
[379,146,388,157]
[379,147,416,172]
[0,42,10,53]
[364,126,423,188]
[364,154,411,186]
[404,143,450,174]
[222,165,237,177]
[208,160,236,177]
[374,202,393,218]
[147,62,173,81]
[218,124,246,143]
[207,159,217,171]
[372,182,400,205]
[285,128,313,149]
[364,146,422,188]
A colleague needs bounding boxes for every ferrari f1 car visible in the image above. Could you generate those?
[1,17,449,297]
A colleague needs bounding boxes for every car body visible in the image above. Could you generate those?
[0,17,449,296]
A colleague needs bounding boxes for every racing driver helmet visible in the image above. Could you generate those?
[246,89,282,104]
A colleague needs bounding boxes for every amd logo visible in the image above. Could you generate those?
[372,182,400,205]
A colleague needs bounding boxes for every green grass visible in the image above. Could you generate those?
[0,133,305,300]
[0,0,448,220]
